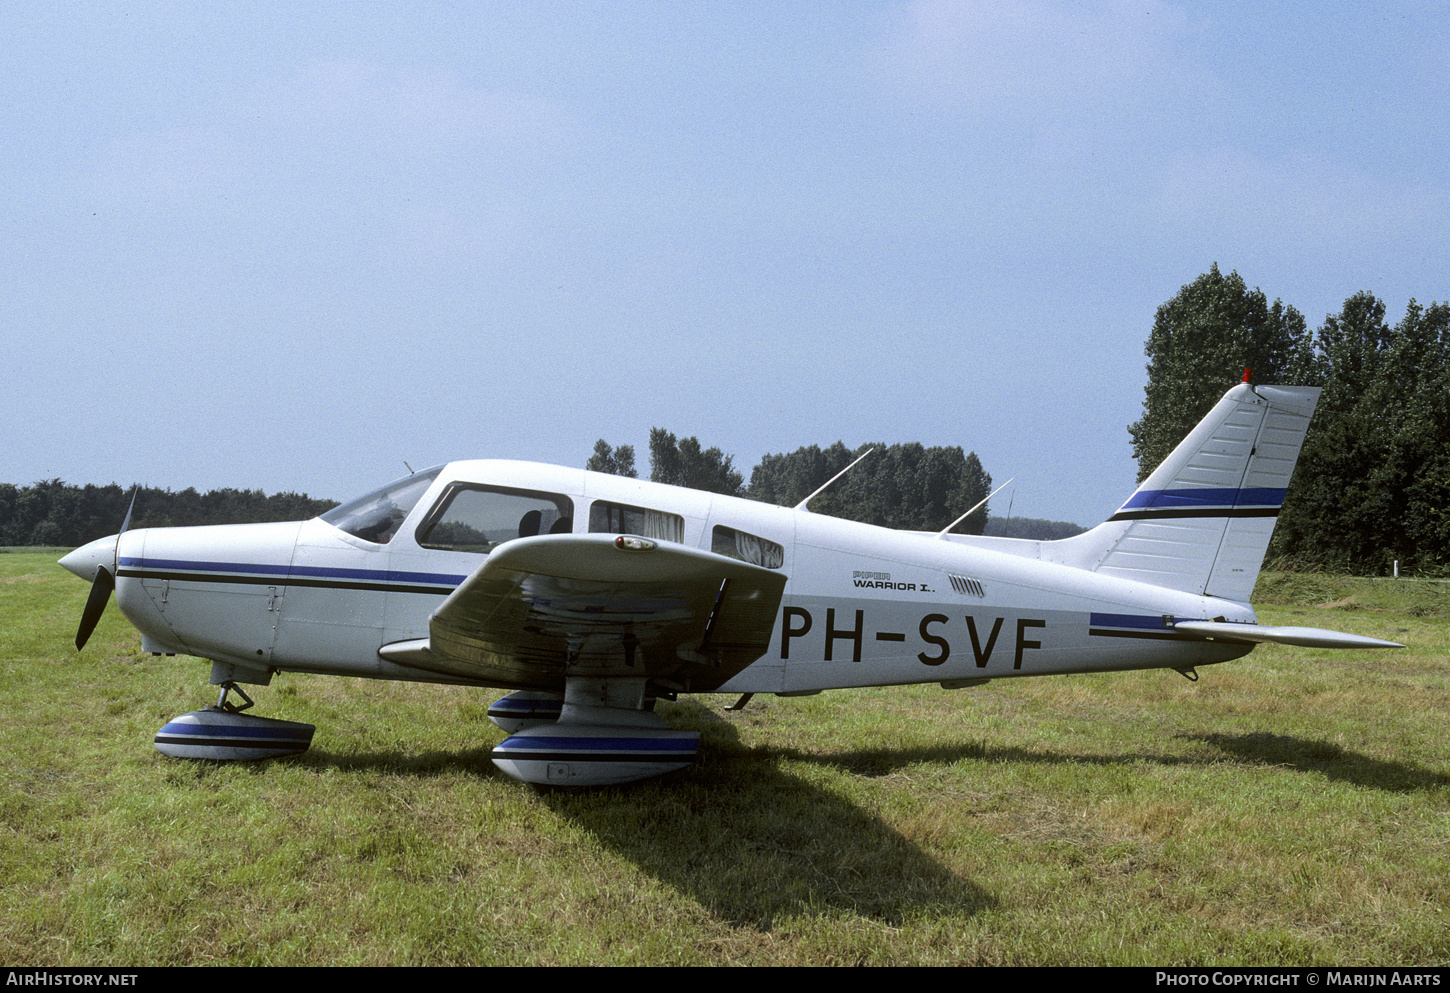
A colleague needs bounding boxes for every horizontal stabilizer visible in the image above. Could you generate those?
[1171,621,1402,649]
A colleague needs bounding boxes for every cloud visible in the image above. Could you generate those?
[253,60,575,160]
[85,59,586,280]
[93,62,576,206]
[874,0,1202,114]
[1156,146,1448,244]
[94,126,252,206]
[383,201,528,271]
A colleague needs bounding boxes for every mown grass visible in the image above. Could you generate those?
[2,555,1447,965]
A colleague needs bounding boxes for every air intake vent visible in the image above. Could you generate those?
[949,575,985,598]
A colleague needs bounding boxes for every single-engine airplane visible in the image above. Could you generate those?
[60,381,1400,785]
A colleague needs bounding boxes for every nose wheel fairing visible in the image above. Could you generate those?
[153,681,315,761]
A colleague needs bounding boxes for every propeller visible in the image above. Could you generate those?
[65,489,137,651]
[75,565,115,650]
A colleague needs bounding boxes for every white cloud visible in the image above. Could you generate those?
[253,61,575,159]
[94,126,252,206]
[383,201,528,271]
[92,61,576,206]
[874,0,1203,113]
[1156,146,1448,244]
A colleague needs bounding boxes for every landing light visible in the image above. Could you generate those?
[615,536,656,551]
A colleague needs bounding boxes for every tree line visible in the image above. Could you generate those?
[4,452,1082,548]
[1130,264,1450,575]
[9,426,1072,550]
[0,480,337,548]
[591,432,1003,535]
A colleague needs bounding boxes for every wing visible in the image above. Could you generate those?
[379,533,788,692]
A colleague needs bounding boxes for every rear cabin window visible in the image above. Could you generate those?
[588,501,684,543]
[417,485,573,553]
[712,525,784,569]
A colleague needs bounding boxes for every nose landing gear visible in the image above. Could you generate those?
[153,681,315,761]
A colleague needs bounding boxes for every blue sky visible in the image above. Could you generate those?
[4,2,1446,525]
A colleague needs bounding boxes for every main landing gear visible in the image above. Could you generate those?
[488,678,699,787]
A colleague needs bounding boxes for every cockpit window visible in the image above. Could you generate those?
[320,467,443,544]
[416,484,573,553]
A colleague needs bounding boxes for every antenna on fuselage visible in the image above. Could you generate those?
[403,461,415,474]
[793,448,874,511]
[936,477,1014,539]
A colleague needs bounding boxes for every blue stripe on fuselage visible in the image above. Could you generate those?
[1088,612,1193,642]
[1089,612,1165,629]
[117,556,465,590]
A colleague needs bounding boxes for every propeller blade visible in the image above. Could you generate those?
[75,565,115,650]
[68,490,137,651]
[119,487,137,534]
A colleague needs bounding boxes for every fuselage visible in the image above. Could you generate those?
[99,459,1255,695]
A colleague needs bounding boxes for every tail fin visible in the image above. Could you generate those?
[1052,383,1320,603]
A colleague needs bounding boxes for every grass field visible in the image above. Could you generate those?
[2,551,1447,965]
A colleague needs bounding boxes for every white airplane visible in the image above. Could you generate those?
[59,381,1400,786]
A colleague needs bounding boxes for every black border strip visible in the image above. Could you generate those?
[1108,507,1281,521]
[492,749,696,763]
[154,735,308,750]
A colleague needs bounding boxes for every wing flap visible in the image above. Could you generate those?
[382,534,788,691]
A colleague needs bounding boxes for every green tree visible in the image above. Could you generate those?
[1274,293,1392,569]
[586,440,638,478]
[984,516,1085,540]
[747,442,856,511]
[1273,295,1450,573]
[1,480,335,547]
[1129,264,1316,481]
[648,429,744,496]
[747,442,992,533]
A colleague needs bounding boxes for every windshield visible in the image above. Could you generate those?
[319,466,444,544]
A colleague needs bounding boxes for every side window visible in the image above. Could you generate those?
[417,485,573,553]
[712,525,784,569]
[588,501,685,543]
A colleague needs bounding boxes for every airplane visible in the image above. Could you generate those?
[58,380,1401,786]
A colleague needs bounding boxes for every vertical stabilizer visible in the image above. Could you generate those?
[1050,384,1320,602]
